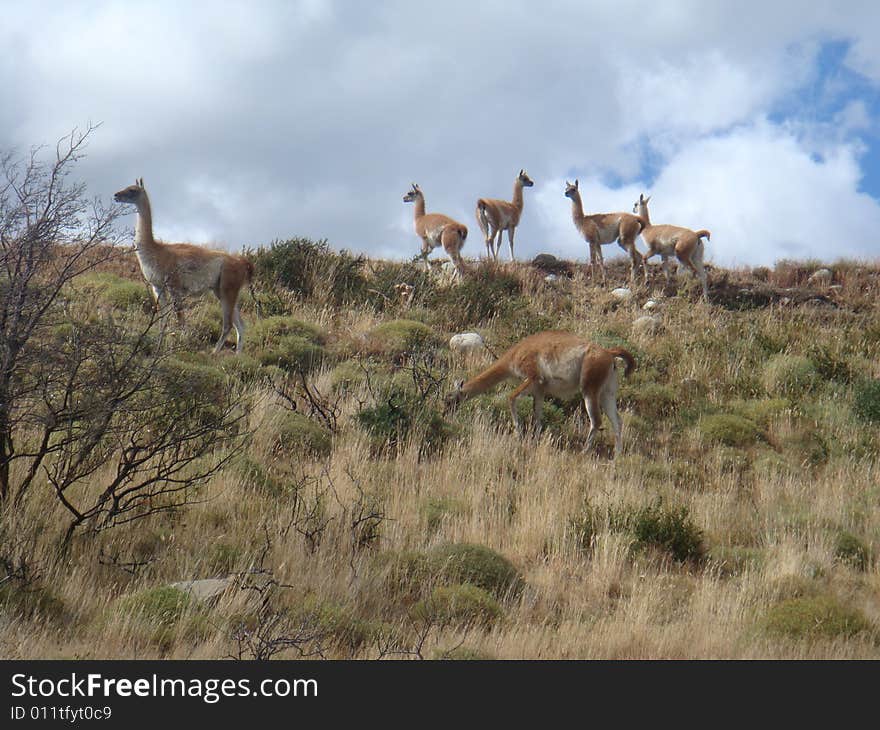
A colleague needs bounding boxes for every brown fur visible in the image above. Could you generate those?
[633,194,710,299]
[114,179,253,353]
[476,169,534,261]
[446,330,635,456]
[564,180,647,284]
[403,184,468,278]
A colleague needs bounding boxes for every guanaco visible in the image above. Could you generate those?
[476,169,534,261]
[633,193,710,299]
[564,180,646,284]
[402,183,468,278]
[445,330,635,456]
[114,178,253,353]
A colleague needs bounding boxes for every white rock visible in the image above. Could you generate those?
[544,274,559,284]
[169,577,232,603]
[449,332,485,354]
[642,299,659,311]
[632,315,662,335]
[611,287,633,302]
[808,268,833,286]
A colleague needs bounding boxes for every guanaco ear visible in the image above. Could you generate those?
[574,179,579,189]
[645,195,651,203]
[519,168,524,176]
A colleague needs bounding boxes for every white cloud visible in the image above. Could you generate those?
[1,1,879,266]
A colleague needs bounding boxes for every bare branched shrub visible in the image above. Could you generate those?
[0,125,124,500]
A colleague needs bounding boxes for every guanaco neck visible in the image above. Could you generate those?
[134,192,157,250]
[569,189,586,227]
[412,194,426,222]
[461,357,512,398]
[512,179,525,212]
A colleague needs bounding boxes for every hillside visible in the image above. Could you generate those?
[2,238,880,660]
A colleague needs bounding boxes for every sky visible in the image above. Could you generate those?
[2,1,880,267]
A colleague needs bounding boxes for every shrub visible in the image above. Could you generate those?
[411,584,503,628]
[422,497,469,533]
[620,382,678,420]
[834,531,871,571]
[78,272,152,310]
[762,354,821,398]
[251,237,367,305]
[698,413,762,447]
[272,411,332,458]
[254,335,326,374]
[329,360,368,394]
[762,595,873,640]
[365,319,440,357]
[248,316,326,346]
[157,357,228,405]
[426,543,525,598]
[427,263,523,328]
[729,398,789,428]
[115,586,193,627]
[361,261,437,312]
[626,502,705,563]
[853,379,880,424]
[356,389,455,456]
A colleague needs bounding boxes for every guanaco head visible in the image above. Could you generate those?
[443,379,466,412]
[563,179,579,199]
[402,183,423,203]
[518,169,534,188]
[114,178,146,205]
[632,193,651,215]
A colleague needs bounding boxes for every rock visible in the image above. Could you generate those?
[531,253,570,275]
[632,315,662,335]
[544,273,559,284]
[611,287,633,302]
[829,284,843,292]
[642,299,659,311]
[449,332,485,354]
[808,268,833,286]
[169,577,232,603]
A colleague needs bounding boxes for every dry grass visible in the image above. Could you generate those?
[2,249,880,659]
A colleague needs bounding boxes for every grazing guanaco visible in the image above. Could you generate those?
[632,193,710,299]
[114,178,253,353]
[445,330,635,456]
[402,183,468,278]
[476,169,534,261]
[564,180,647,284]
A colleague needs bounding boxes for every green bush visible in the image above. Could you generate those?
[422,497,470,533]
[251,237,367,305]
[157,357,228,405]
[411,584,503,627]
[762,595,873,640]
[426,543,525,599]
[699,413,762,447]
[115,586,193,627]
[248,316,325,346]
[834,531,871,571]
[356,389,456,456]
[434,645,496,660]
[273,411,333,458]
[729,398,789,428]
[853,379,880,424]
[254,335,326,374]
[78,272,152,310]
[626,502,705,563]
[361,261,436,312]
[620,382,677,420]
[427,263,523,328]
[365,319,440,357]
[762,354,821,398]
